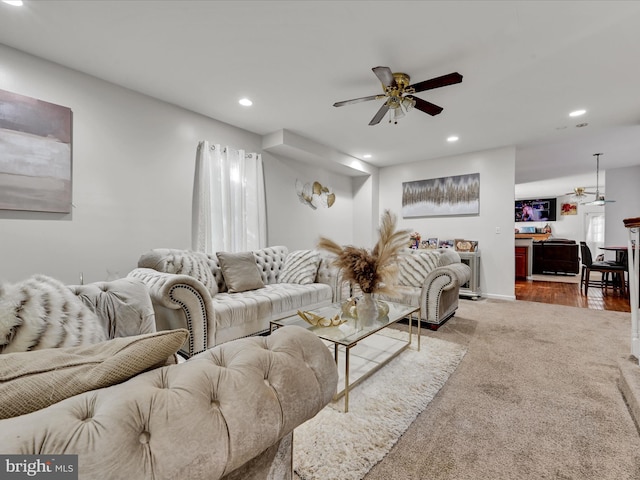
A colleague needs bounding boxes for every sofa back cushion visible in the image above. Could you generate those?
[217,251,265,293]
[278,250,320,284]
[437,248,462,266]
[139,249,218,296]
[397,250,442,287]
[253,246,289,285]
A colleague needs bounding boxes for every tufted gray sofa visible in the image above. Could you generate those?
[129,246,341,357]
[0,277,338,480]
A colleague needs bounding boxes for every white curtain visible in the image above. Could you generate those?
[585,211,605,258]
[192,141,267,253]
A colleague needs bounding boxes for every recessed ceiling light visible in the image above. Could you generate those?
[238,98,253,107]
[2,0,23,5]
[362,154,372,159]
[447,136,459,142]
[569,109,586,117]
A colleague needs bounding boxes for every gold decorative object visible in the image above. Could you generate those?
[297,310,346,327]
[296,180,335,209]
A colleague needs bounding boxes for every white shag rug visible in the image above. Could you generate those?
[293,330,466,480]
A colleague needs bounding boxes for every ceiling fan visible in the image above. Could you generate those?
[583,153,616,206]
[565,186,596,199]
[333,66,463,126]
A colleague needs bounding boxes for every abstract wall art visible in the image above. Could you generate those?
[0,89,72,213]
[402,172,480,217]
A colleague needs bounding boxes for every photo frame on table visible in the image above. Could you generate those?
[427,238,439,249]
[438,239,455,249]
[455,239,478,252]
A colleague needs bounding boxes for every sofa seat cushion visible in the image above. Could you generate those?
[0,329,188,419]
[379,288,420,309]
[213,283,333,330]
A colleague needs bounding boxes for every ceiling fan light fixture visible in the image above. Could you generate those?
[401,96,415,112]
[390,105,405,124]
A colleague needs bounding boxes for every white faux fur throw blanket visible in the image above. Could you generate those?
[0,274,106,353]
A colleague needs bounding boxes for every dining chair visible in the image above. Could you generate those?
[579,242,627,296]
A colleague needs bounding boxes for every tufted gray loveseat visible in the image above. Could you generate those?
[0,277,338,480]
[129,246,341,357]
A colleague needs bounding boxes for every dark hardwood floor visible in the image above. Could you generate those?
[515,278,631,312]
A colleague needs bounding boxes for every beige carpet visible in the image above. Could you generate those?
[362,298,640,480]
[293,332,466,480]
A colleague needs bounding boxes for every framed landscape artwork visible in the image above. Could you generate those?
[0,89,73,213]
[402,173,480,218]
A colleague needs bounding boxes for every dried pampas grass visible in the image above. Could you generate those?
[318,210,410,295]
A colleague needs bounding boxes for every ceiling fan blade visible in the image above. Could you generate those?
[408,96,443,116]
[372,66,396,88]
[409,72,463,93]
[333,95,381,107]
[369,102,390,126]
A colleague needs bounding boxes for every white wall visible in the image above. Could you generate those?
[605,165,640,257]
[378,146,516,299]
[0,44,351,283]
[262,152,354,249]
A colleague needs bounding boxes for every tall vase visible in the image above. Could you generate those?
[357,292,379,328]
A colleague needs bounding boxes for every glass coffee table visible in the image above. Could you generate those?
[270,301,419,412]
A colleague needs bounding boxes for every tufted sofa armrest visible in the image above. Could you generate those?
[128,268,213,357]
[0,326,338,480]
[68,278,156,339]
[419,262,471,324]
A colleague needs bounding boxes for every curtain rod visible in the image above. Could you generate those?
[209,144,256,158]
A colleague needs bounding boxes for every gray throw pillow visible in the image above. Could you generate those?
[216,251,265,293]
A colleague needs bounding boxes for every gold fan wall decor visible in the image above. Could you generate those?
[296,180,335,209]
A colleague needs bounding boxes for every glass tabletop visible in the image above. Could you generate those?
[271,301,418,347]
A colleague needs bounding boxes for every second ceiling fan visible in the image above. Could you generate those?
[333,66,463,125]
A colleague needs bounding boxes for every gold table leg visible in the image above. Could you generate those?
[344,346,350,413]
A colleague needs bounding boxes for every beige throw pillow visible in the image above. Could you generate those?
[217,251,265,293]
[0,329,188,419]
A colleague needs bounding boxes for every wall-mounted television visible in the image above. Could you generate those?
[515,198,557,222]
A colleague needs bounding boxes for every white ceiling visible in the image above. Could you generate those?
[1,0,639,198]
